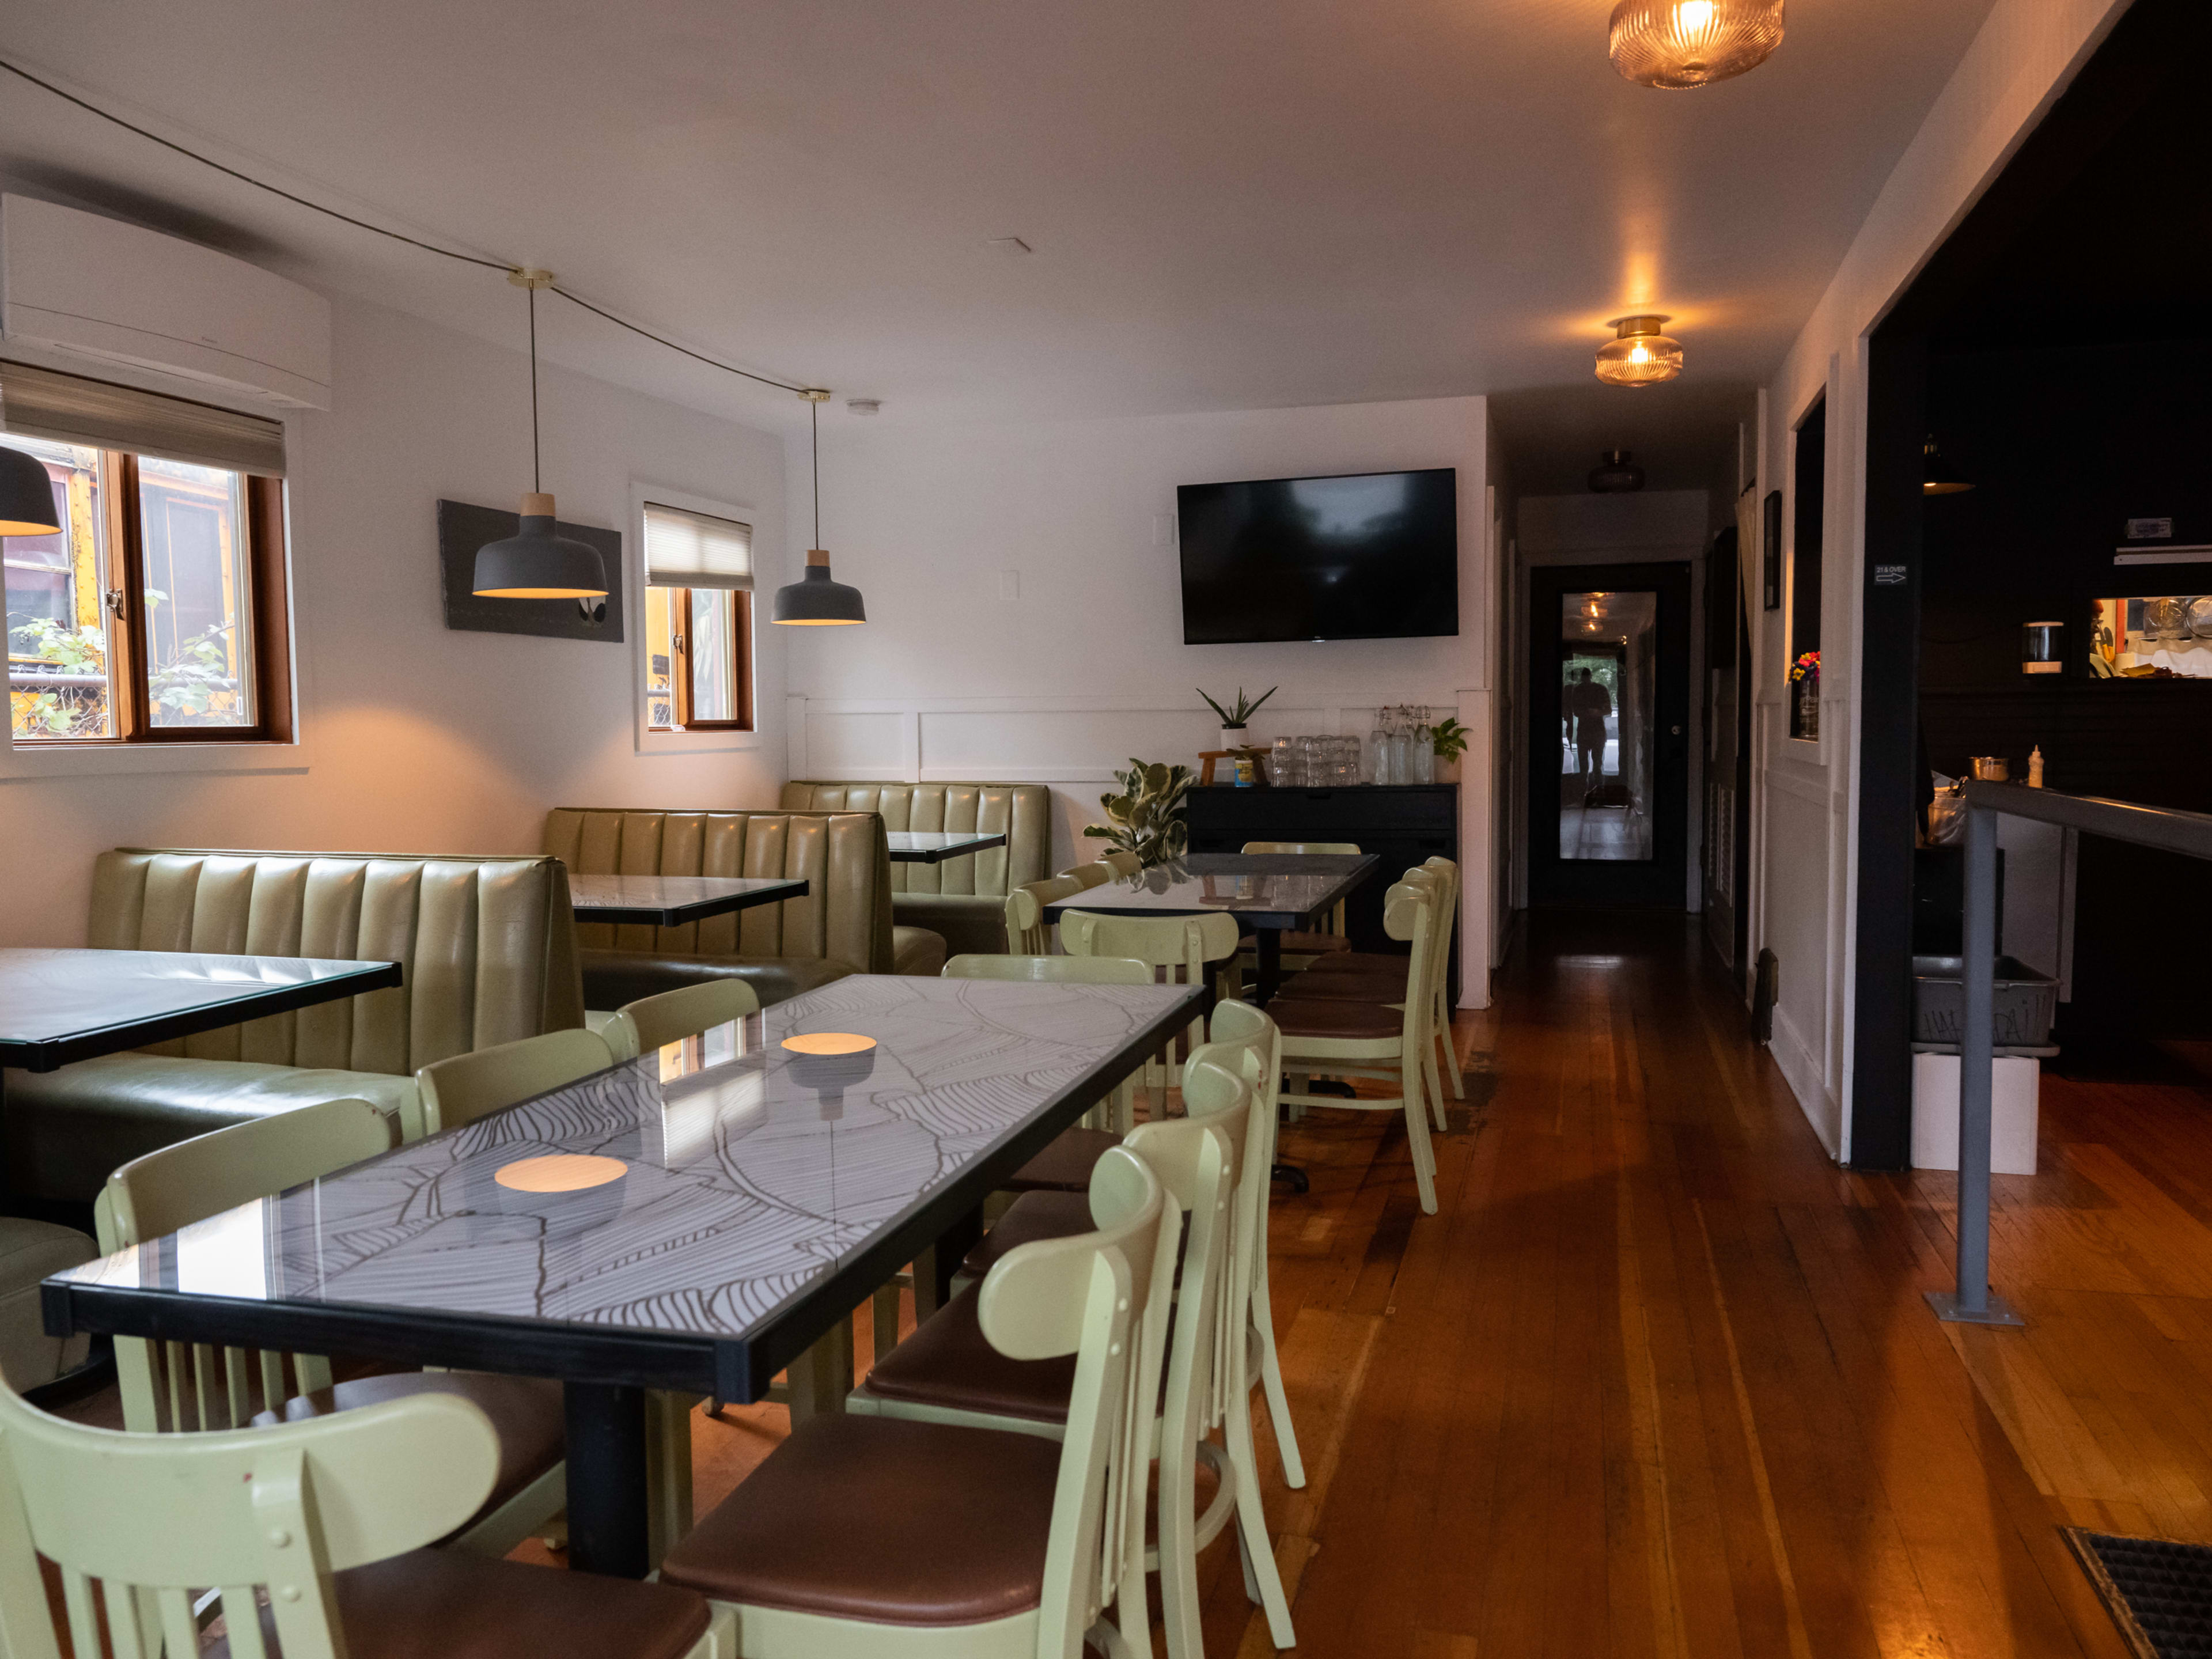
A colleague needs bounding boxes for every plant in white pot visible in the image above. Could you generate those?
[1198,685,1278,751]
[1430,716,1470,782]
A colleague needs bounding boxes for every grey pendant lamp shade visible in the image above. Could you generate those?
[0,442,63,537]
[473,271,608,599]
[771,391,866,626]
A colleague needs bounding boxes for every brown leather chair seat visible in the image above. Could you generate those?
[255,1370,564,1530]
[660,1414,1063,1626]
[1277,930,1353,956]
[1264,998,1404,1040]
[1001,1125,1122,1193]
[1297,949,1410,975]
[211,1547,709,1659]
[959,1189,1094,1279]
[1281,970,1408,1003]
[862,1281,1076,1425]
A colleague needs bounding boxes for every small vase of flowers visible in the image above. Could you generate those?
[1789,650,1820,740]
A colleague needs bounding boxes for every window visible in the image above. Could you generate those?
[643,502,752,732]
[4,363,290,745]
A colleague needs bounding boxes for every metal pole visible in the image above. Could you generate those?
[1928,797,2024,1325]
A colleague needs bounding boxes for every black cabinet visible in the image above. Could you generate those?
[1184,785,1460,997]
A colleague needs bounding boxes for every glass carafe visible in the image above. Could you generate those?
[1410,709,1435,785]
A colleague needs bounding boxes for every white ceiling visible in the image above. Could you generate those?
[0,0,1998,459]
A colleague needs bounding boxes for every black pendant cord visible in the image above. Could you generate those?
[528,285,541,495]
[812,397,821,548]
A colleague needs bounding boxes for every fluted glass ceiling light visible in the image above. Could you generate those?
[1609,0,1786,89]
[772,390,866,626]
[0,443,63,537]
[473,270,608,599]
[1596,316,1683,387]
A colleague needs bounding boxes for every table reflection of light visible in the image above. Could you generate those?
[495,1154,627,1193]
[661,1067,764,1165]
[782,1032,876,1056]
[176,1199,268,1299]
[658,1018,748,1082]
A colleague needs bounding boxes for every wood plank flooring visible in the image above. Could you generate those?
[48,909,2212,1657]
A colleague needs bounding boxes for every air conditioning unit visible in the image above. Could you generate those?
[1,194,331,409]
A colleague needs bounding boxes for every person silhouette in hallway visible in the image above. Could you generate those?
[1567,668,1611,790]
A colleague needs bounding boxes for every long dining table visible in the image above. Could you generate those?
[41,971,1202,1577]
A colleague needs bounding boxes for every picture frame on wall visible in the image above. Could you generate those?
[1762,489,1783,611]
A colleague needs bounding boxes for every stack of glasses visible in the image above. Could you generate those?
[1267,735,1362,787]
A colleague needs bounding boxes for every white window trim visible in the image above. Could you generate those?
[630,481,767,757]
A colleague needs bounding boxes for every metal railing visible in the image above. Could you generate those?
[1930,781,2212,1326]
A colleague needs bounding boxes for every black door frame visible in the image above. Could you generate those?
[1527,560,1693,908]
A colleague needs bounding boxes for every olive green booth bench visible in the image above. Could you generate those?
[544,808,946,1012]
[778,782,1051,960]
[1,849,586,1203]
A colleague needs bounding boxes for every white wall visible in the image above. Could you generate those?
[781,395,1498,1003]
[1752,0,2131,1157]
[1,290,789,945]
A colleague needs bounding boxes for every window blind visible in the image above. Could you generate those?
[644,501,752,590]
[0,359,287,478]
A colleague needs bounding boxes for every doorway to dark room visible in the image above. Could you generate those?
[1528,560,1692,907]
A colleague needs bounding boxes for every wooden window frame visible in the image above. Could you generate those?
[26,450,291,746]
[660,584,753,733]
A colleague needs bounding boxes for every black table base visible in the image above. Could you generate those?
[564,1382,650,1578]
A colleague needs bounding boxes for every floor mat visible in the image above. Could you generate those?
[2065,1527,2212,1657]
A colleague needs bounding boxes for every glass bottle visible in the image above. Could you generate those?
[1370,713,1391,784]
[1410,710,1435,785]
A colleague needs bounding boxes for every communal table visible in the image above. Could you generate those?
[568,872,809,926]
[1,948,403,1198]
[1043,851,1379,1005]
[44,972,1202,1579]
[884,830,1007,863]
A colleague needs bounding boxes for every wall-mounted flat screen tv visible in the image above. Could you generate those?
[1177,467,1458,645]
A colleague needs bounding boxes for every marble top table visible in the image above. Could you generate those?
[884,830,1007,863]
[45,971,1203,1576]
[568,873,809,926]
[0,948,404,1074]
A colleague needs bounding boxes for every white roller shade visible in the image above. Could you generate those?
[645,502,752,591]
[0,358,287,477]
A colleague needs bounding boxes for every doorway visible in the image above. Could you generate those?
[1528,561,1692,907]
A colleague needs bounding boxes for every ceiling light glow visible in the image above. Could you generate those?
[1609,0,1785,89]
[1595,318,1683,388]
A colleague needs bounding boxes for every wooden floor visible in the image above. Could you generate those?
[54,911,2212,1656]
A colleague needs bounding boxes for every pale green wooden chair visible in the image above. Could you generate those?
[1240,838,1362,968]
[1059,908,1241,1113]
[1290,862,1463,1121]
[415,1029,616,1135]
[655,1149,1170,1659]
[0,1372,717,1659]
[943,953,1152,1135]
[602,979,759,1065]
[1002,872,1088,955]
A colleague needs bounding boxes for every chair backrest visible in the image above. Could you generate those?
[1384,881,1438,1050]
[1062,861,1112,891]
[99,1099,395,1435]
[779,781,1052,897]
[942,954,1153,986]
[1239,841,1361,855]
[1004,873,1088,955]
[1058,910,1241,982]
[1422,855,1460,986]
[1097,849,1142,879]
[415,1028,616,1135]
[0,1377,503,1659]
[1181,1035,1275,1427]
[89,849,586,1074]
[544,808,896,973]
[603,980,759,1063]
[978,1146,1169,1659]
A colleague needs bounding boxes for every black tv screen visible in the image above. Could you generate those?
[1177,467,1458,645]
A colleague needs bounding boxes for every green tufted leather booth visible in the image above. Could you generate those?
[544,808,946,1013]
[2,849,586,1203]
[777,782,1052,960]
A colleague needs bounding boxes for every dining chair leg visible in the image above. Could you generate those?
[1226,1387,1297,1647]
[1250,1267,1306,1488]
[1435,989,1468,1100]
[1156,1422,1203,1659]
[785,1320,854,1423]
[871,1281,903,1361]
[644,1391,695,1568]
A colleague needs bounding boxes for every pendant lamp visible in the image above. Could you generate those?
[0,443,63,537]
[1596,315,1683,387]
[772,389,866,626]
[1609,0,1786,89]
[1922,435,1974,495]
[473,270,608,599]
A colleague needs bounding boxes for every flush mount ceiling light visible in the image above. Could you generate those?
[473,270,609,599]
[0,443,62,537]
[772,390,868,626]
[1589,450,1646,493]
[1923,435,1975,495]
[1609,0,1786,89]
[1596,316,1683,387]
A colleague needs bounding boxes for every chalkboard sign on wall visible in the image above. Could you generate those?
[437,498,624,643]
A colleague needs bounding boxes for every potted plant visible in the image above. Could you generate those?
[1789,650,1820,739]
[1429,715,1470,783]
[1198,685,1278,751]
[1085,759,1194,869]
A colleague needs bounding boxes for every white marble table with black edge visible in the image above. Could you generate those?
[1,947,404,1202]
[567,873,810,927]
[43,971,1203,1578]
[884,830,1007,863]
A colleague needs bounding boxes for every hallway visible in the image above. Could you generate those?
[1213,908,2207,1659]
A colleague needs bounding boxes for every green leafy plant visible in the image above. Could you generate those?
[1429,717,1470,762]
[1197,685,1277,728]
[1085,758,1194,868]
